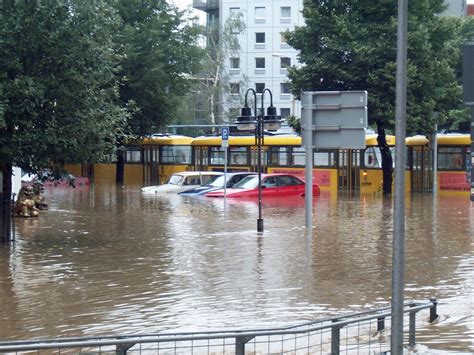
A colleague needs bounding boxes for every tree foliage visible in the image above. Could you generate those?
[287,0,474,134]
[115,0,203,136]
[0,0,128,175]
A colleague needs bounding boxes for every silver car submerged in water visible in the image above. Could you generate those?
[140,171,223,194]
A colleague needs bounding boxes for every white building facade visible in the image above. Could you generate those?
[194,0,304,123]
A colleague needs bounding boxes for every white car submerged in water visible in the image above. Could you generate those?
[140,171,223,194]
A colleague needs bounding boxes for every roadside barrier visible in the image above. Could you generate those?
[0,299,438,354]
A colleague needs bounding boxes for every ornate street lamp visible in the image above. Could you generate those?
[235,88,281,232]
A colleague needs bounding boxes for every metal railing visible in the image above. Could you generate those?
[0,299,438,354]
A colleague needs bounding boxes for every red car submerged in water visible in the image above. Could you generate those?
[205,173,320,198]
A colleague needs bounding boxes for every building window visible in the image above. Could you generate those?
[229,7,240,16]
[281,6,291,19]
[280,57,291,69]
[256,32,266,44]
[255,57,265,69]
[280,83,290,94]
[230,83,240,95]
[230,57,240,69]
[280,108,291,118]
[255,6,266,20]
[255,83,265,93]
[280,32,287,44]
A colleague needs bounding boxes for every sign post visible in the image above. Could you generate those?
[221,127,229,205]
[463,42,474,201]
[301,90,368,231]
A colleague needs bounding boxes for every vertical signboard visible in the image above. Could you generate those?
[302,91,368,231]
[302,91,368,149]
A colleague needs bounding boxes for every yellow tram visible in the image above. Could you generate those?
[190,134,399,194]
[65,132,471,196]
[65,134,194,186]
[407,134,471,196]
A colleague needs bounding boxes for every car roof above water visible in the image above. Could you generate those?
[173,171,223,177]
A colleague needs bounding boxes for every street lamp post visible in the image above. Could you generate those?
[235,88,281,233]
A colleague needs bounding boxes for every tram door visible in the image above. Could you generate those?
[338,149,361,191]
[411,146,432,193]
[143,146,160,186]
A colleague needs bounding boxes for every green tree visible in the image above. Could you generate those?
[0,0,128,241]
[287,0,474,193]
[115,0,202,135]
[113,0,202,181]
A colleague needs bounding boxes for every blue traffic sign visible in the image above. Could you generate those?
[222,127,229,140]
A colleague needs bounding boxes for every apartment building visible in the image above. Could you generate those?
[192,0,467,126]
[193,0,304,124]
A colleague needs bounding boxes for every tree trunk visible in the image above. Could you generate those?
[116,149,125,185]
[376,121,393,195]
[1,163,13,243]
[209,94,216,135]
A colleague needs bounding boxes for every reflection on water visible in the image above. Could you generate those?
[0,184,472,353]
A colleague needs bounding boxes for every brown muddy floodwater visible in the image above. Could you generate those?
[0,184,472,353]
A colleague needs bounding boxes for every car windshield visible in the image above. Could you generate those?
[233,175,259,189]
[207,175,226,187]
[167,175,184,186]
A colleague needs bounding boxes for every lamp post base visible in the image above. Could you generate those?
[257,218,264,233]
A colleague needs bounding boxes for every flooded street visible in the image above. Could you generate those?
[0,184,472,353]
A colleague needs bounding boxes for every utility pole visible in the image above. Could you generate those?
[391,0,408,353]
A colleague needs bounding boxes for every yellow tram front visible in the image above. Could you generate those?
[141,134,193,186]
[407,134,471,196]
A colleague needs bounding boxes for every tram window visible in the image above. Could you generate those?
[364,147,381,168]
[210,147,225,165]
[438,147,464,170]
[292,147,306,166]
[268,147,289,166]
[194,147,209,166]
[126,147,142,163]
[144,147,159,164]
[161,146,192,164]
[229,147,248,165]
[314,150,336,167]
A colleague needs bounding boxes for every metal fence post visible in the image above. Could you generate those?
[235,336,253,355]
[116,341,134,354]
[0,196,13,243]
[429,298,438,322]
[377,316,385,332]
[331,319,340,355]
[408,306,417,347]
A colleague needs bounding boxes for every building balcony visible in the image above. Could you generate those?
[193,0,219,11]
